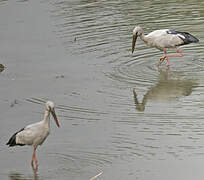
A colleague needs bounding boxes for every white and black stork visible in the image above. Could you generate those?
[132,26,199,67]
[6,101,60,170]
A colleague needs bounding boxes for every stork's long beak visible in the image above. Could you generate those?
[51,109,60,127]
[132,33,138,53]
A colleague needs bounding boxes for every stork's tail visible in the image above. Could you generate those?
[177,31,199,45]
[6,134,17,147]
[6,128,25,147]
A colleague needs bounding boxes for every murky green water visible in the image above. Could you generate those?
[1,0,204,179]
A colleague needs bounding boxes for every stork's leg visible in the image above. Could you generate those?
[31,145,38,170]
[158,55,166,65]
[165,49,183,67]
[166,49,184,58]
[158,49,183,67]
[166,56,170,67]
[158,51,167,66]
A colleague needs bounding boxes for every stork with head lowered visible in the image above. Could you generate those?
[132,26,199,67]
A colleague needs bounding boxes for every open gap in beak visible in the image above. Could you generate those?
[132,32,138,53]
[51,109,60,127]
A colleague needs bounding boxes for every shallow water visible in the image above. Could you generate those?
[1,0,204,179]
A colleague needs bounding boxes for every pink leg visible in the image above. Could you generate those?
[158,49,183,67]
[31,145,38,170]
[158,55,166,65]
[166,56,170,67]
[166,49,184,58]
[158,51,168,66]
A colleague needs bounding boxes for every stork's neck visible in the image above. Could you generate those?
[43,109,51,126]
[139,33,149,44]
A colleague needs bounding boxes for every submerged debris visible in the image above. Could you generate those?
[0,64,5,72]
[10,99,19,107]
[56,75,65,79]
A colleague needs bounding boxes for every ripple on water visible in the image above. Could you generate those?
[45,149,114,179]
[26,97,109,122]
[49,0,204,165]
[50,0,203,58]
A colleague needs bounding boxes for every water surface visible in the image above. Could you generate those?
[1,0,204,179]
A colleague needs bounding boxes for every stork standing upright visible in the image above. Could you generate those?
[6,101,60,170]
[131,26,199,67]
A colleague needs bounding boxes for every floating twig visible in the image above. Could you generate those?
[90,171,103,180]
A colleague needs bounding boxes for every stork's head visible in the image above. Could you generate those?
[132,26,143,53]
[46,101,60,127]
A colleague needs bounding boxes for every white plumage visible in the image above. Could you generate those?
[16,121,50,146]
[132,26,199,67]
[7,101,60,170]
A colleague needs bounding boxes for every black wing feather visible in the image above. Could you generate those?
[167,30,199,45]
[6,128,26,147]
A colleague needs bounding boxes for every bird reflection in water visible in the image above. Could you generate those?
[133,69,198,111]
[0,64,5,73]
[9,169,39,180]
